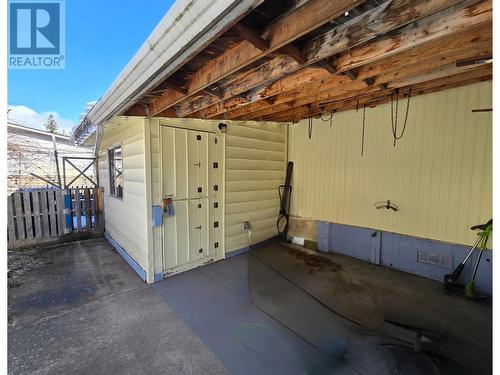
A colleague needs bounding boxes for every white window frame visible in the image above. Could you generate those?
[108,143,123,199]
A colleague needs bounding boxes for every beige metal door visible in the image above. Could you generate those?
[162,127,223,274]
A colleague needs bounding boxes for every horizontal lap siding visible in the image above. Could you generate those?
[99,118,149,270]
[149,119,163,276]
[151,118,287,256]
[225,122,286,252]
[288,81,492,246]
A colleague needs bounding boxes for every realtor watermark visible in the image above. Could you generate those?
[8,0,65,69]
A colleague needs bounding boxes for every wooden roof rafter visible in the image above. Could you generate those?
[122,0,492,123]
[147,0,368,116]
[176,0,490,119]
[224,26,491,120]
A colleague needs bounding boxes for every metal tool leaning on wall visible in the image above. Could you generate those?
[444,219,492,298]
[277,161,293,241]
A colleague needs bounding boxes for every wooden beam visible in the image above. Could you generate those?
[278,44,306,64]
[456,55,492,67]
[343,70,357,80]
[267,74,491,122]
[201,87,224,99]
[264,97,276,105]
[153,80,187,95]
[232,23,269,51]
[332,0,491,74]
[149,0,367,115]
[260,66,492,122]
[363,77,375,86]
[246,58,491,121]
[125,103,177,117]
[316,58,337,74]
[175,0,483,119]
[208,25,491,120]
[234,40,491,121]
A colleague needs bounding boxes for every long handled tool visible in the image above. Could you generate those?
[277,161,293,241]
[464,219,492,297]
[443,219,492,294]
[443,237,482,285]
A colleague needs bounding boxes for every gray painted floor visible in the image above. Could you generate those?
[8,238,491,374]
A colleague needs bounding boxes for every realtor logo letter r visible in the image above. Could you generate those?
[10,2,60,54]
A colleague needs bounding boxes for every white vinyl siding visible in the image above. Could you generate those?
[224,122,286,252]
[98,117,149,272]
[150,118,286,260]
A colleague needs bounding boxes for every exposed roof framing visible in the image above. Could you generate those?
[123,0,492,123]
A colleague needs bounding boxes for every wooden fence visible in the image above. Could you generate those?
[7,188,104,245]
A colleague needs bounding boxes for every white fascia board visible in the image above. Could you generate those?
[83,0,262,137]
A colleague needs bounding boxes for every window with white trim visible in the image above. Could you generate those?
[108,145,123,198]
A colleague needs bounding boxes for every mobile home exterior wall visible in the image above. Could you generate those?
[288,81,492,247]
[98,117,151,280]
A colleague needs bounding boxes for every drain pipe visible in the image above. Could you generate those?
[93,123,104,158]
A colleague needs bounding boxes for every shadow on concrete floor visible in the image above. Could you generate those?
[250,244,492,374]
[8,238,491,374]
[8,238,228,375]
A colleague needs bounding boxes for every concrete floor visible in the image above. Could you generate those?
[8,237,491,374]
[8,239,228,375]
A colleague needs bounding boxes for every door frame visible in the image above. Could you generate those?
[159,123,225,276]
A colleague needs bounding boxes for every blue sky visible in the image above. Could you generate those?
[8,0,175,132]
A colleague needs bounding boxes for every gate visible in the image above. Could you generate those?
[7,188,104,246]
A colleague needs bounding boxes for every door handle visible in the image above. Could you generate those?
[193,162,201,167]
[195,225,202,230]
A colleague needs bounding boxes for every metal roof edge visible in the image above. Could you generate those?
[74,0,263,146]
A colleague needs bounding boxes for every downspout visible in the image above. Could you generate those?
[93,123,104,158]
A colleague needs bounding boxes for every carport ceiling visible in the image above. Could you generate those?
[125,0,492,123]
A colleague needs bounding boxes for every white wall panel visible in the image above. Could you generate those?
[288,81,492,246]
[98,117,149,271]
[225,122,286,252]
